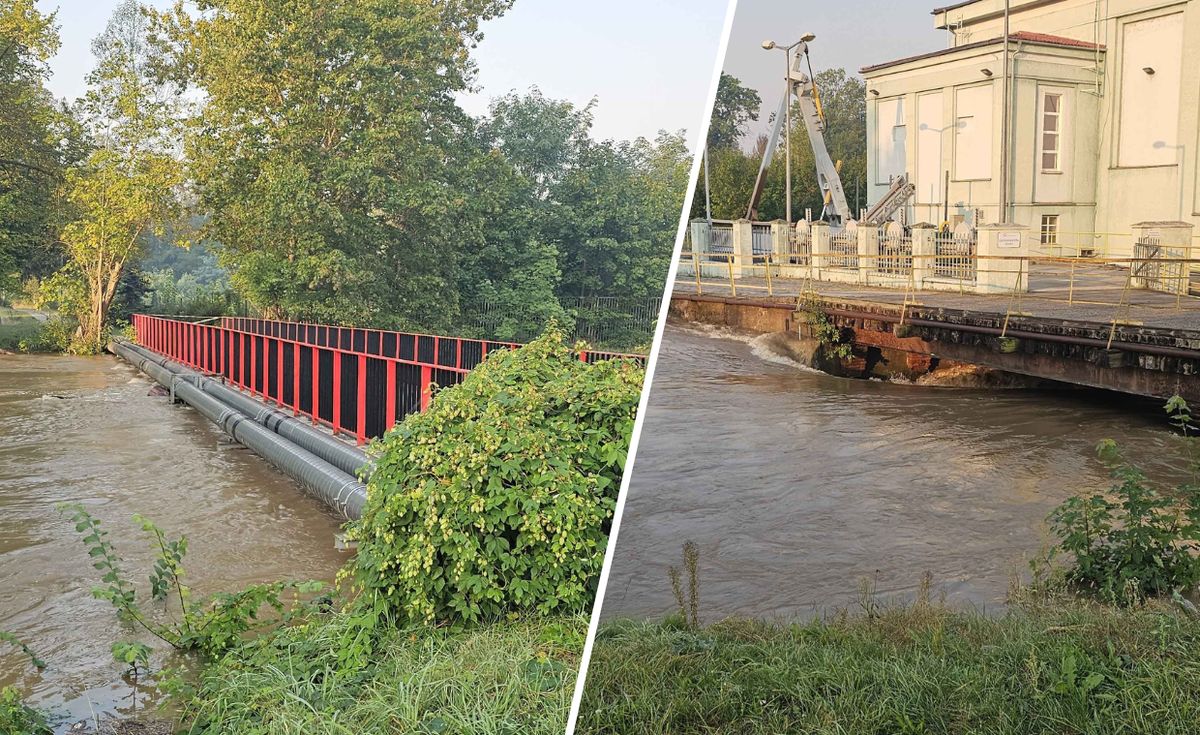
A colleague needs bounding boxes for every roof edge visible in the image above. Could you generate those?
[861,33,1104,75]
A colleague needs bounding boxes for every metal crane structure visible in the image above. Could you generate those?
[747,34,913,228]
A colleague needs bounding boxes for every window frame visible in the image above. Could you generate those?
[1040,214,1060,246]
[1040,92,1063,174]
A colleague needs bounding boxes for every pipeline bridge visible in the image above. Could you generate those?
[114,315,638,521]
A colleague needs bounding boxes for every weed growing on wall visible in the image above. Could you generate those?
[350,324,643,627]
[798,295,852,360]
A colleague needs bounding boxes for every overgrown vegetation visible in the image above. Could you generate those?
[0,631,49,735]
[798,295,852,360]
[577,594,1200,734]
[59,503,323,660]
[183,614,585,735]
[349,325,643,628]
[48,330,639,732]
[1045,397,1200,605]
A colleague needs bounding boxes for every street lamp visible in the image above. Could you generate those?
[762,34,815,226]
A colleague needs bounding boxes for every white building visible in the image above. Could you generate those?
[863,0,1199,255]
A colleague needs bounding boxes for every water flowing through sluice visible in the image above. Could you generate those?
[0,354,346,724]
[599,320,1181,623]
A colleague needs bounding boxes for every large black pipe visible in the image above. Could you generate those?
[119,341,372,477]
[111,341,368,520]
[821,307,1200,361]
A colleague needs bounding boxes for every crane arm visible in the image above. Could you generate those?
[744,39,851,225]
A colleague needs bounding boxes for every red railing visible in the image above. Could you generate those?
[131,314,642,445]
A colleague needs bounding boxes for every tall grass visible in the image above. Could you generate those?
[577,593,1200,734]
[184,614,586,734]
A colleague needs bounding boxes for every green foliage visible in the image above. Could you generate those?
[0,631,49,735]
[146,2,683,338]
[0,687,50,735]
[111,640,152,675]
[692,68,867,221]
[350,324,643,627]
[707,73,761,150]
[578,598,1200,734]
[0,629,45,671]
[149,0,514,328]
[1046,397,1200,605]
[59,503,323,658]
[49,0,183,353]
[0,0,82,301]
[799,295,852,360]
[183,614,585,735]
[667,540,700,630]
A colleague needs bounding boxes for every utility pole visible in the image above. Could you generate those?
[999,0,1010,223]
[703,145,712,223]
[783,44,793,226]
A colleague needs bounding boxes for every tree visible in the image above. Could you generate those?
[150,0,514,329]
[0,0,80,298]
[707,73,761,150]
[54,0,182,352]
[690,68,866,223]
[552,131,690,302]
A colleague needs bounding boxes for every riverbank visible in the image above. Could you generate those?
[577,593,1200,734]
[182,613,585,734]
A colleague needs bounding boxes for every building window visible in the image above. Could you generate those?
[1040,214,1059,246]
[1041,93,1061,172]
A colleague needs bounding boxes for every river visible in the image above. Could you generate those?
[0,354,346,729]
[600,320,1185,623]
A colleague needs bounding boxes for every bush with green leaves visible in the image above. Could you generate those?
[0,632,49,735]
[349,324,643,626]
[59,503,323,658]
[1046,396,1200,604]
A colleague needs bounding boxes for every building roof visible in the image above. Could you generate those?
[861,31,1104,75]
[931,0,980,14]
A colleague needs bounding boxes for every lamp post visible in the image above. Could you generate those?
[763,34,816,227]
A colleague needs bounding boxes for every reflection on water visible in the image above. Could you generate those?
[0,354,345,728]
[601,320,1181,623]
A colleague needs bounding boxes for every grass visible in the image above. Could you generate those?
[576,593,1200,734]
[182,613,587,735]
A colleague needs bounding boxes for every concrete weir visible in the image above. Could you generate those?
[110,340,369,520]
[671,293,1200,401]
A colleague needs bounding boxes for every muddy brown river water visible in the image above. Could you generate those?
[0,354,345,729]
[600,320,1186,623]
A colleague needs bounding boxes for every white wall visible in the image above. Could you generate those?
[954,84,994,181]
[875,96,907,184]
[916,91,945,205]
[1117,11,1184,167]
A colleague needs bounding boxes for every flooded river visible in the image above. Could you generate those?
[600,320,1185,623]
[0,354,345,728]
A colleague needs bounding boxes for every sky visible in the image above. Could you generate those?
[37,0,730,145]
[721,0,950,144]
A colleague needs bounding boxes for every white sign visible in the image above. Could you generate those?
[998,231,1022,249]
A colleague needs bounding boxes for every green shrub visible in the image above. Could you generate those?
[349,324,643,626]
[0,632,49,735]
[0,687,50,735]
[1046,397,1200,604]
